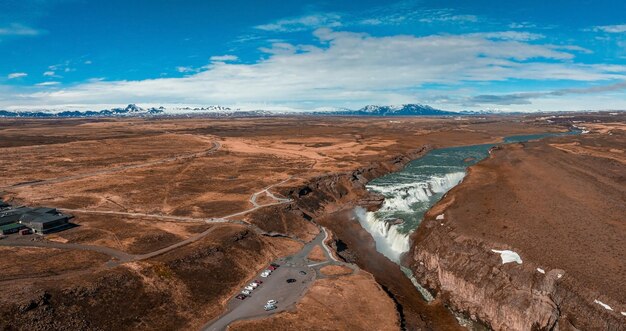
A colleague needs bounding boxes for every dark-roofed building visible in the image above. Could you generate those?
[19,209,70,234]
[0,207,33,226]
[0,205,72,235]
[31,207,57,214]
[0,222,27,235]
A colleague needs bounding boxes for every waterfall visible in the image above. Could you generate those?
[357,171,466,263]
[354,206,410,263]
[367,172,465,213]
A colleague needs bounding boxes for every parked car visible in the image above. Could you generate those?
[19,228,32,235]
[268,265,277,271]
[249,282,259,288]
[235,294,247,300]
[299,270,307,275]
[253,280,263,284]
[270,263,280,268]
[244,286,254,291]
[242,290,251,295]
[267,299,277,305]
[264,304,277,311]
[260,272,270,278]
[286,278,296,283]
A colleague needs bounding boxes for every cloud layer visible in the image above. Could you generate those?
[467,81,626,105]
[7,28,626,110]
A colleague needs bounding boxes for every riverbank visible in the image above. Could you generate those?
[247,125,580,330]
[261,146,464,329]
[408,126,626,330]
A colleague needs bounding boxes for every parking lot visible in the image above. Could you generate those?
[204,259,315,331]
[203,227,353,331]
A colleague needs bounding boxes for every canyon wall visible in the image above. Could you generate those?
[407,134,626,330]
[410,216,623,330]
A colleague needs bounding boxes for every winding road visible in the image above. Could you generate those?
[0,222,229,266]
[0,147,347,331]
[249,177,294,208]
[0,173,300,267]
[58,176,296,223]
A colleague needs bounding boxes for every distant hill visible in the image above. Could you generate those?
[0,104,233,118]
[323,104,459,116]
[0,103,460,117]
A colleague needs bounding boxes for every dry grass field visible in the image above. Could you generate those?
[0,115,570,330]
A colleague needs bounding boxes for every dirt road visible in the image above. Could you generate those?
[0,224,228,266]
[0,176,298,270]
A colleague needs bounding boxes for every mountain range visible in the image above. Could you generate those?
[0,104,464,118]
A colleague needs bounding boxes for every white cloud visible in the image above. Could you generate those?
[359,14,408,26]
[4,29,626,111]
[470,31,544,41]
[465,81,626,105]
[176,66,194,73]
[47,61,75,74]
[8,72,27,79]
[357,8,477,27]
[359,18,384,26]
[210,55,238,62]
[36,81,60,86]
[84,60,92,64]
[592,24,626,33]
[255,13,342,32]
[0,23,43,36]
[419,14,478,24]
[43,71,55,76]
[509,22,537,29]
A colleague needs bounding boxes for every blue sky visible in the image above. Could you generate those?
[1,0,626,111]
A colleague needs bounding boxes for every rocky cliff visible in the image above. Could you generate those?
[409,214,623,330]
[407,134,626,330]
[287,146,431,214]
[247,146,432,239]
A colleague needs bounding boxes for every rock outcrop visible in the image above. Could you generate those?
[407,133,626,331]
[285,146,432,217]
[409,219,624,330]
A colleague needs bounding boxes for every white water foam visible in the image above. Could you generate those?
[357,172,466,263]
[354,206,410,262]
[367,172,465,214]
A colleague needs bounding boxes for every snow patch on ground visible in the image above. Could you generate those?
[436,214,445,220]
[537,268,545,274]
[594,299,613,311]
[491,249,523,264]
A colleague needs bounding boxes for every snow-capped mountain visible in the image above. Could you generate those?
[0,104,237,117]
[324,104,458,116]
[0,103,460,117]
[459,109,509,115]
